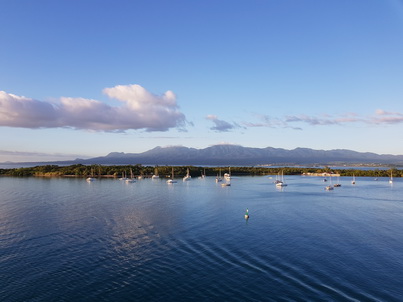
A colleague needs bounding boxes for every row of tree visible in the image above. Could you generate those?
[0,164,401,178]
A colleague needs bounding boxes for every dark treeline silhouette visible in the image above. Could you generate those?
[0,164,401,178]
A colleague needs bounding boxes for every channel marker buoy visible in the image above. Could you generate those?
[245,208,249,220]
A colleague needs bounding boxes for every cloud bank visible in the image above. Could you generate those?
[0,85,187,132]
[244,110,403,129]
[0,150,89,162]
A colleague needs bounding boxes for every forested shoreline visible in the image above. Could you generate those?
[0,164,401,178]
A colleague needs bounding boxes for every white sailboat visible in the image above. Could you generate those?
[125,168,136,183]
[167,167,177,184]
[275,170,287,187]
[389,171,393,184]
[152,167,159,179]
[351,174,356,185]
[325,175,334,190]
[216,169,223,183]
[199,168,206,179]
[224,167,231,181]
[86,167,95,182]
[183,168,192,181]
[221,181,231,187]
[119,171,127,181]
[274,171,284,184]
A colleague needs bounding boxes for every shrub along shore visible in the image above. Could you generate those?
[0,164,400,178]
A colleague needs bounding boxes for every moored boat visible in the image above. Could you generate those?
[167,167,177,184]
[183,168,191,181]
[275,170,287,187]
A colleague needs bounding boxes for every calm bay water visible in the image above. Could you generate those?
[1,175,403,301]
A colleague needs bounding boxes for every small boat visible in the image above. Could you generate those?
[333,176,341,187]
[183,168,192,181]
[216,169,223,183]
[86,168,96,182]
[167,167,177,184]
[244,208,249,219]
[222,169,231,186]
[325,175,334,190]
[119,171,127,181]
[275,170,287,187]
[126,169,136,183]
[274,172,282,184]
[351,174,356,185]
[224,167,231,181]
[152,167,159,179]
[199,168,206,179]
[389,171,393,184]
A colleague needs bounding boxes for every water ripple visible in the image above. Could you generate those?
[1,176,403,301]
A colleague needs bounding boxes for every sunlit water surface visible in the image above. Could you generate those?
[1,176,403,301]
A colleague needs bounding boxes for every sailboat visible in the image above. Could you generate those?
[152,167,159,179]
[325,175,334,190]
[216,169,223,183]
[183,168,192,181]
[351,174,356,185]
[333,175,341,187]
[274,171,283,184]
[119,171,127,181]
[86,167,95,182]
[275,170,287,187]
[224,167,231,181]
[389,171,393,184]
[199,168,206,179]
[167,167,177,184]
[125,168,136,183]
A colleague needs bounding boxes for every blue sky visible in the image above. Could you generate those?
[1,0,403,162]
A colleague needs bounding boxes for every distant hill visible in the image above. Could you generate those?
[3,145,403,167]
[55,145,403,166]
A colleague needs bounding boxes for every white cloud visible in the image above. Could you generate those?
[0,85,187,132]
[371,109,403,124]
[0,91,58,128]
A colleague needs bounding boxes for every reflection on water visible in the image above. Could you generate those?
[1,176,403,301]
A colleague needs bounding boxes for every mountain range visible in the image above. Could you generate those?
[6,145,403,167]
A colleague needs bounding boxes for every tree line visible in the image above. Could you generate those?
[0,164,401,178]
